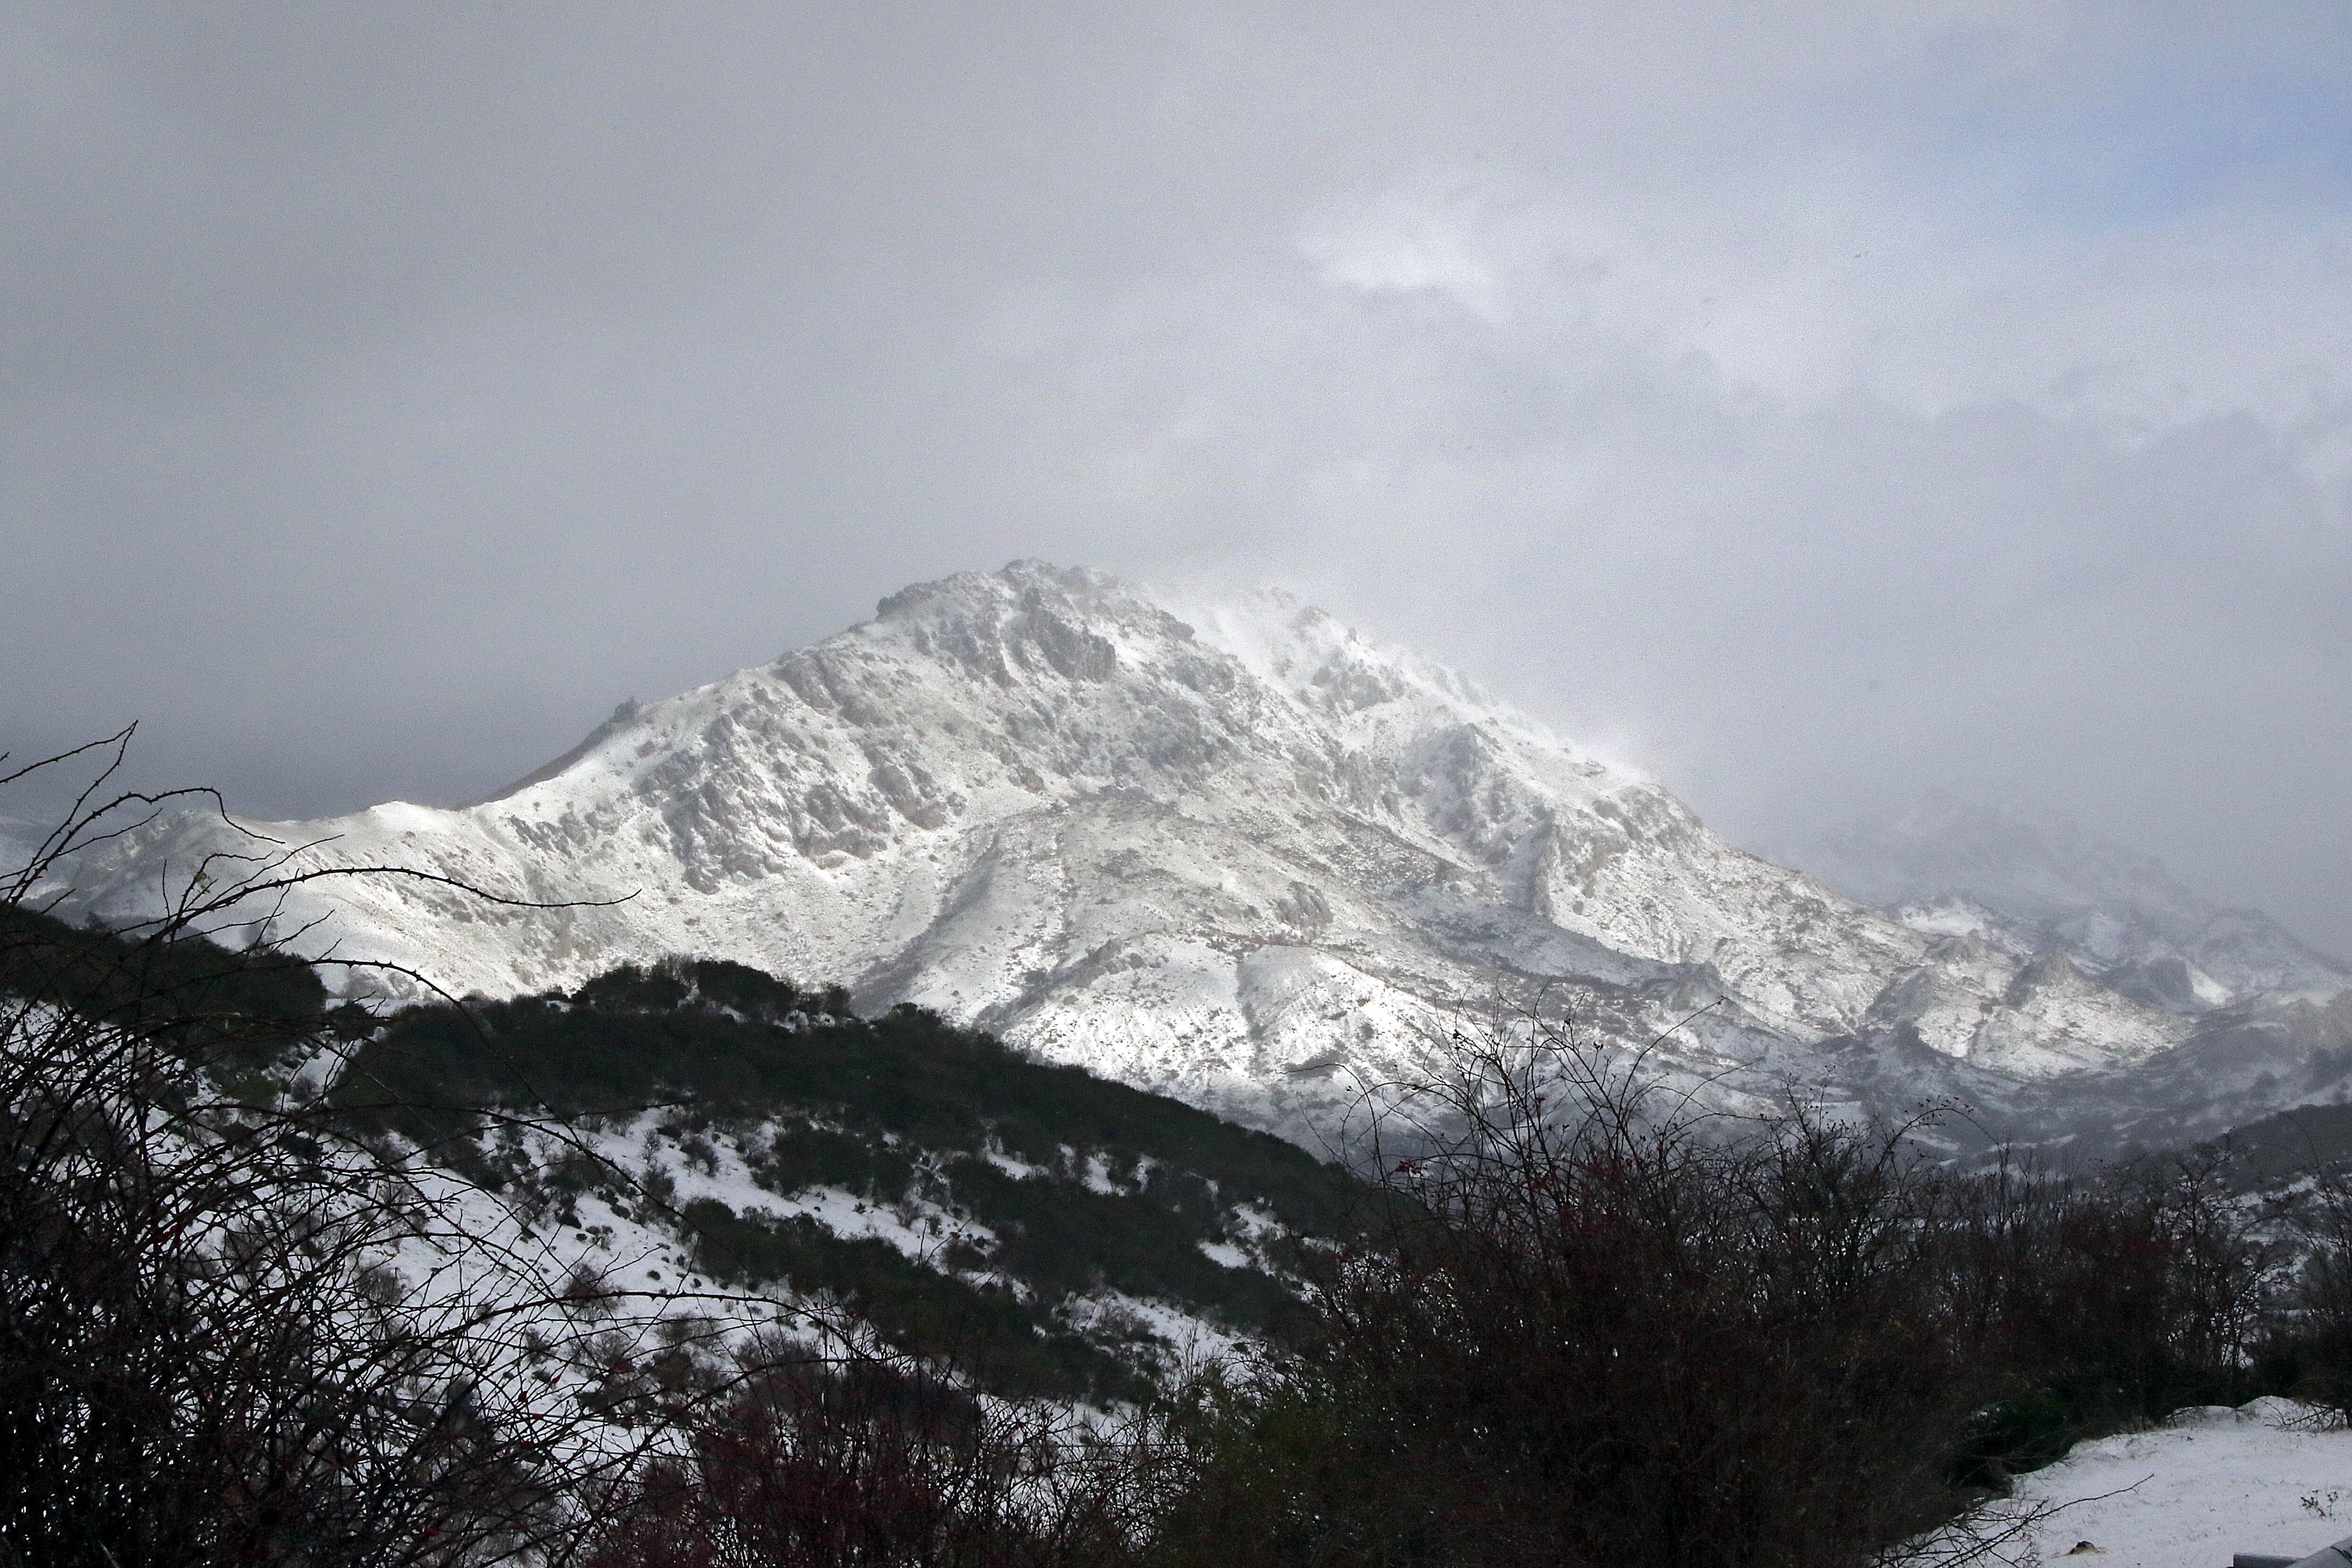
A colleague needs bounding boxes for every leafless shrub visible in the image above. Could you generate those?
[0,733,776,1566]
[1939,1142,2274,1479]
[2267,1166,2352,1423]
[579,1330,1161,1568]
[1142,1011,2034,1568]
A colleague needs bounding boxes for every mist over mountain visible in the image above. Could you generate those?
[55,562,2352,1159]
[1792,796,2350,1008]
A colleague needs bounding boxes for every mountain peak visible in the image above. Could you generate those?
[871,559,1132,625]
[58,565,2342,1154]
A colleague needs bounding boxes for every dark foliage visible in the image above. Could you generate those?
[580,1344,1154,1568]
[943,1155,1309,1335]
[2210,1101,2352,1186]
[756,1123,916,1200]
[330,959,1361,1399]
[2257,1169,2352,1423]
[340,961,1358,1243]
[1138,1023,2125,1568]
[1946,1149,2272,1481]
[0,736,718,1566]
[1,899,333,1049]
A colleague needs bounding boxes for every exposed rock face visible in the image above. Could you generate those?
[56,562,2352,1152]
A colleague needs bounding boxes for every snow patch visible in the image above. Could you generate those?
[1976,1398,2352,1568]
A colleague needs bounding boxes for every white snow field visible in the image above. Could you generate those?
[1988,1398,2352,1567]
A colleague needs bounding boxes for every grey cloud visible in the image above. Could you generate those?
[2,2,2346,955]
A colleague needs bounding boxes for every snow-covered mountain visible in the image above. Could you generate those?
[1796,797,2350,1015]
[53,563,2352,1153]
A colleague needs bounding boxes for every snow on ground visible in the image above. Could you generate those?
[1059,1288,1254,1370]
[495,1112,1260,1386]
[1989,1397,2352,1567]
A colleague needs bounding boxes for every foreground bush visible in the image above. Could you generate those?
[1945,1148,2271,1480]
[2259,1169,2352,1424]
[581,1343,1157,1568]
[0,738,714,1567]
[1136,1026,2005,1568]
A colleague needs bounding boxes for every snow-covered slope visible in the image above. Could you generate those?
[52,563,2338,1145]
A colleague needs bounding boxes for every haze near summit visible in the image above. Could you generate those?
[2,4,2346,954]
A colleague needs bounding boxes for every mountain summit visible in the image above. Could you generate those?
[63,563,2351,1149]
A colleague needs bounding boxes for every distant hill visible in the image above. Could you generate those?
[1795,795,2349,1012]
[2205,1102,2352,1188]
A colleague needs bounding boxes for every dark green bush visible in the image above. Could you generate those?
[756,1125,915,1200]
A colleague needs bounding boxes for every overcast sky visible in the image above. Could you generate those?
[3,3,2348,953]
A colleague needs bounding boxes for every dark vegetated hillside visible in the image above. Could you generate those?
[2209,1100,2352,1186]
[0,900,329,1038]
[334,958,1365,1400]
